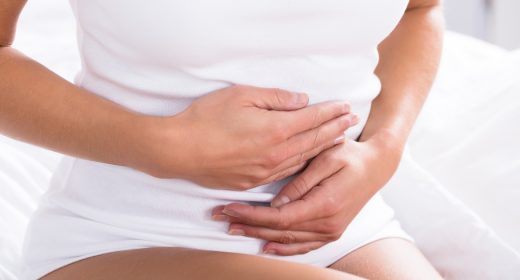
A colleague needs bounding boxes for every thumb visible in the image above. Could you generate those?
[271,151,343,208]
[249,87,309,111]
[271,173,314,208]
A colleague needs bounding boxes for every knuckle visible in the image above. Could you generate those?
[312,125,323,147]
[278,219,291,230]
[275,214,291,229]
[264,150,285,167]
[269,122,288,142]
[312,106,324,127]
[279,231,297,244]
[235,180,254,191]
[321,198,339,216]
[254,169,271,182]
[290,176,310,198]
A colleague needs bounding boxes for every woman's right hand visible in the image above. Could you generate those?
[139,85,359,190]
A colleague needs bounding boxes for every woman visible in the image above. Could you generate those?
[0,0,444,279]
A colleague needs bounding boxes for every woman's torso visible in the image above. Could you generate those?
[70,0,407,139]
[22,1,409,278]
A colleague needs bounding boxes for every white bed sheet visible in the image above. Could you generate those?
[1,1,519,279]
[409,33,520,252]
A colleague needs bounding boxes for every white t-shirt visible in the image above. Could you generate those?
[70,0,407,139]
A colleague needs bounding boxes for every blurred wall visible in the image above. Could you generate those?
[16,0,520,50]
[489,0,520,49]
[444,0,520,50]
[444,0,488,39]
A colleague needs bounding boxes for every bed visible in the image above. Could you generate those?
[1,1,520,279]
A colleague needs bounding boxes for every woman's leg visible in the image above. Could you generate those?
[328,238,443,280]
[42,247,363,280]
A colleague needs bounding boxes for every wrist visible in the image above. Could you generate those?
[360,129,404,168]
[125,113,189,179]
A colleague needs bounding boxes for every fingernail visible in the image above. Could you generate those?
[271,195,290,208]
[211,214,230,222]
[228,228,245,236]
[343,102,351,113]
[334,135,345,145]
[351,114,360,124]
[222,207,240,218]
[263,249,277,255]
[293,93,308,106]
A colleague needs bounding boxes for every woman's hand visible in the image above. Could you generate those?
[139,85,358,190]
[211,134,402,255]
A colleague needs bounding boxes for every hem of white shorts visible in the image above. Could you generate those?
[320,219,413,267]
[21,243,164,280]
[23,220,411,280]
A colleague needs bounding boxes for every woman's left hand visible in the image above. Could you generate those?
[211,135,402,256]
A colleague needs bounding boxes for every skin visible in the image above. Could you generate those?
[213,0,446,257]
[1,0,445,279]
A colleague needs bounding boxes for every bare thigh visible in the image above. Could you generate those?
[329,238,444,280]
[41,247,363,280]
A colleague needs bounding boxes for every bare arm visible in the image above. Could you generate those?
[359,0,445,157]
[0,0,153,169]
[0,0,354,189]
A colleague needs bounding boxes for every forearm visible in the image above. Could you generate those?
[358,2,444,157]
[0,47,159,170]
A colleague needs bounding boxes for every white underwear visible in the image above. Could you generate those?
[21,157,411,280]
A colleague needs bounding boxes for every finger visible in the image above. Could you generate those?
[212,204,335,234]
[211,205,251,223]
[213,204,347,235]
[211,205,231,222]
[263,241,326,256]
[287,215,350,234]
[256,160,308,186]
[271,147,346,207]
[273,100,352,137]
[275,113,358,164]
[227,223,331,244]
[267,134,343,179]
[221,190,328,229]
[242,85,309,111]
